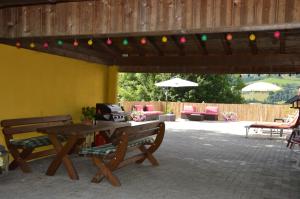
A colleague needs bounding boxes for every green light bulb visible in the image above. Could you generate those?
[57,40,63,46]
[123,39,129,46]
[201,34,207,42]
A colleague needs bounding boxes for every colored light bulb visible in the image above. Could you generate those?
[201,34,207,41]
[73,40,79,47]
[43,42,49,48]
[88,39,93,46]
[249,33,256,41]
[179,36,186,44]
[123,38,129,46]
[106,38,112,45]
[140,37,147,45]
[226,33,233,41]
[274,31,281,39]
[162,36,168,43]
[29,42,35,48]
[57,40,63,46]
[16,42,21,48]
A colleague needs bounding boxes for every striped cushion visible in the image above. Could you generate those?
[128,137,154,148]
[80,143,116,156]
[10,135,67,148]
[80,137,155,156]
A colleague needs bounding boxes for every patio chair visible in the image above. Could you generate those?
[181,105,199,119]
[245,110,300,138]
[200,106,219,120]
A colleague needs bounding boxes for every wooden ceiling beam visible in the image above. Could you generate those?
[221,35,232,55]
[171,36,185,56]
[147,37,164,56]
[128,38,146,56]
[0,0,88,8]
[195,35,208,55]
[2,0,300,38]
[1,39,113,61]
[0,40,112,65]
[280,33,286,54]
[95,39,122,58]
[117,54,300,69]
[59,42,113,61]
[119,65,300,74]
[249,40,258,55]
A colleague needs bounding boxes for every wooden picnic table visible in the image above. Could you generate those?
[37,121,131,180]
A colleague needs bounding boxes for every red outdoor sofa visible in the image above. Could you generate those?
[181,105,219,120]
[133,104,163,121]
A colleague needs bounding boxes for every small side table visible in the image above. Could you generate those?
[159,114,176,122]
[188,114,204,121]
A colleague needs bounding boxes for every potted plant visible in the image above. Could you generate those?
[81,106,96,125]
[130,110,146,122]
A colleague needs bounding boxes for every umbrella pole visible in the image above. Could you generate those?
[165,89,168,113]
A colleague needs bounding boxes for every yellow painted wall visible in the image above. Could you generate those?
[0,44,118,146]
[106,65,119,104]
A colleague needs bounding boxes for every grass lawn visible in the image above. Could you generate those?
[247,77,300,86]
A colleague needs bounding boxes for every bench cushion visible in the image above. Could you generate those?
[128,137,154,148]
[80,143,116,156]
[10,135,67,148]
[80,137,155,156]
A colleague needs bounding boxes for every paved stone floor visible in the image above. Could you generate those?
[0,121,300,199]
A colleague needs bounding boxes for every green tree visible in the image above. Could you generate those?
[118,73,245,103]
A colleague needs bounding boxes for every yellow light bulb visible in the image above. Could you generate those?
[249,34,256,41]
[88,39,93,46]
[162,36,168,43]
[30,42,35,48]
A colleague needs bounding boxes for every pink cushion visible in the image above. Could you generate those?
[205,106,218,114]
[183,105,196,112]
[200,112,218,116]
[145,105,154,111]
[144,111,163,115]
[134,105,143,111]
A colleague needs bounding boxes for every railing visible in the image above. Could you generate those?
[120,101,294,122]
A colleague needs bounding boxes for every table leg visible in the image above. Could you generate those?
[47,134,79,180]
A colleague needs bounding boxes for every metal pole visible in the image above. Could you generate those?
[165,88,168,113]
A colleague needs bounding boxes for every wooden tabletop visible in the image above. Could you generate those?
[37,121,131,136]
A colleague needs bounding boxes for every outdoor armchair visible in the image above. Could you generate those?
[181,105,200,119]
[200,106,219,120]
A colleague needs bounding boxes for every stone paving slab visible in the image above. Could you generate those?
[0,121,299,199]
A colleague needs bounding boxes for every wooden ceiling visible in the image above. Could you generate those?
[2,29,300,74]
[0,0,87,8]
[1,0,300,74]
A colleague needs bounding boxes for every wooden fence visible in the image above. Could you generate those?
[120,101,294,122]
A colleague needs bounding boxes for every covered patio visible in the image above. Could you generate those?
[1,0,300,198]
[1,121,300,199]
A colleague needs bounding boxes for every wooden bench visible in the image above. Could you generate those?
[79,121,165,186]
[1,115,73,173]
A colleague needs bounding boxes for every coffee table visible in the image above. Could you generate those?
[187,114,204,121]
[159,114,176,121]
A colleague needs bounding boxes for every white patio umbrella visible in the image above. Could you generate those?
[242,82,282,92]
[155,77,198,112]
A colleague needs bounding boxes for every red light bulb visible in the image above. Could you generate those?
[43,42,49,48]
[226,33,233,41]
[179,36,186,44]
[16,42,21,48]
[274,31,281,39]
[73,40,79,47]
[106,38,112,45]
[140,37,147,45]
